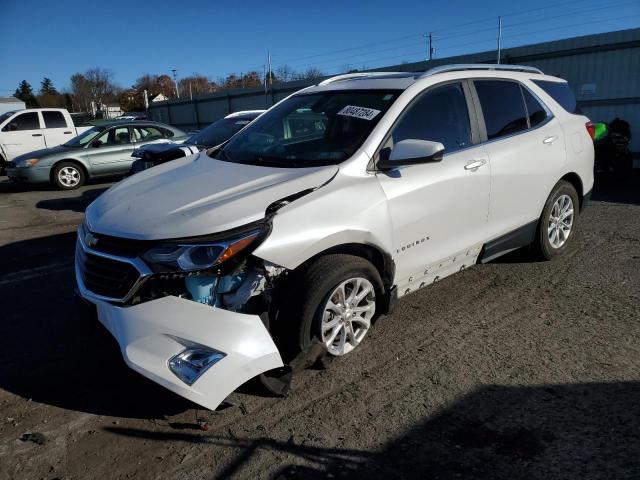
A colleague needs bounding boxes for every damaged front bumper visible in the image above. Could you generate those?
[87,295,284,410]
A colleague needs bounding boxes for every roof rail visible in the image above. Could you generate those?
[318,71,410,86]
[418,63,543,79]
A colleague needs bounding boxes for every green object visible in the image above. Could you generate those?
[593,122,608,141]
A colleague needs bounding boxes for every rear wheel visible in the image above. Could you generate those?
[534,180,579,260]
[53,162,85,190]
[275,254,383,361]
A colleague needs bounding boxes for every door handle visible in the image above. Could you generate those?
[32,133,43,137]
[464,159,487,171]
[63,131,72,134]
[543,135,558,145]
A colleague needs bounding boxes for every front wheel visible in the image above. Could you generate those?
[534,180,580,260]
[275,254,383,361]
[53,162,85,190]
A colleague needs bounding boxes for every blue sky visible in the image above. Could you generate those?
[0,0,638,94]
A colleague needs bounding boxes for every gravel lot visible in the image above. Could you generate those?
[0,174,638,480]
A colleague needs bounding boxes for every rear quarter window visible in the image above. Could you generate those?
[532,80,579,114]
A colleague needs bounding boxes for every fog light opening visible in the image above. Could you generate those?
[168,344,226,386]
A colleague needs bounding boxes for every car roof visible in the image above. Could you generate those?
[303,64,558,93]
[98,120,179,129]
[224,110,265,119]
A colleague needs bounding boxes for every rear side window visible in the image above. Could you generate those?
[43,111,67,128]
[6,112,40,131]
[159,127,175,138]
[532,80,578,113]
[475,80,528,140]
[522,88,548,128]
[391,82,471,153]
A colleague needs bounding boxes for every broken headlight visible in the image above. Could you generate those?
[141,222,270,273]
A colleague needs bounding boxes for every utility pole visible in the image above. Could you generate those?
[423,33,434,63]
[189,80,193,101]
[171,69,180,99]
[263,64,268,108]
[497,16,502,64]
[268,50,272,87]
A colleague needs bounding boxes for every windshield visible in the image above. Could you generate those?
[213,90,400,167]
[0,111,17,125]
[188,117,254,146]
[64,126,105,147]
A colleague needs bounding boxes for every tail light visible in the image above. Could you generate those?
[585,121,595,140]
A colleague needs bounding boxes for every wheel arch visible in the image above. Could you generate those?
[50,158,89,183]
[559,172,584,209]
[295,242,395,293]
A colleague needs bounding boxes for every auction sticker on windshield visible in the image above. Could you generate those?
[337,105,381,121]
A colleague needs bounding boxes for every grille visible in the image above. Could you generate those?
[76,243,142,300]
[89,233,152,258]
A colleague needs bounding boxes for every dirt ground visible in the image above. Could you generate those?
[0,174,638,480]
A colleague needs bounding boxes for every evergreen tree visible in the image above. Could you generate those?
[14,80,38,107]
[38,77,64,108]
[40,77,58,96]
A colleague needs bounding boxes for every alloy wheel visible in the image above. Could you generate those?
[320,277,376,356]
[58,166,81,188]
[548,194,574,248]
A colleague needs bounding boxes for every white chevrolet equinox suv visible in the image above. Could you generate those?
[76,64,594,410]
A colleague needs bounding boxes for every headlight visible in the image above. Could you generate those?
[142,224,268,273]
[23,158,39,167]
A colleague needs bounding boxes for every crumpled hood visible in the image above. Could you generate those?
[86,151,338,239]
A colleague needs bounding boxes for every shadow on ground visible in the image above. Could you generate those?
[105,381,640,479]
[0,232,193,419]
[36,187,108,212]
[591,171,640,206]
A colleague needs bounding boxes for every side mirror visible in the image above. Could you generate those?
[9,123,18,131]
[91,140,103,148]
[377,139,445,170]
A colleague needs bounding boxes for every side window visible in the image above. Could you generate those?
[475,80,528,140]
[390,83,471,153]
[132,126,165,142]
[531,80,579,114]
[522,88,548,128]
[159,127,175,138]
[6,112,40,131]
[93,127,131,147]
[42,111,68,128]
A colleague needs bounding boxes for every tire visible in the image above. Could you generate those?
[53,161,85,190]
[274,254,384,362]
[534,180,580,260]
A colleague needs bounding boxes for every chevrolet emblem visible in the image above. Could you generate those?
[85,231,98,247]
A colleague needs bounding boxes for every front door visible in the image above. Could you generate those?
[1,111,45,160]
[86,126,136,175]
[376,82,490,296]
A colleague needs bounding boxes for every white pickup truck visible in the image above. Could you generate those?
[0,108,92,172]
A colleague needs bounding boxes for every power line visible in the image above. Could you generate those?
[275,0,615,65]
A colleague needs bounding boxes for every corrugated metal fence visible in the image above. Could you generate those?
[148,28,640,152]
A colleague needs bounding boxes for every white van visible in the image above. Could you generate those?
[75,64,594,411]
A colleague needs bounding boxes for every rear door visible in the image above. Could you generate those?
[376,81,490,294]
[42,110,75,148]
[86,126,136,175]
[471,79,566,240]
[1,111,45,159]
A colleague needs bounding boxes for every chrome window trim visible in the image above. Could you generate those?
[75,224,152,304]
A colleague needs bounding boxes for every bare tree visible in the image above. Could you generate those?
[70,73,92,112]
[275,65,296,83]
[300,67,324,80]
[85,68,118,109]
